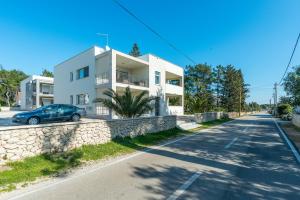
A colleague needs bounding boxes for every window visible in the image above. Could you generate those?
[44,105,58,114]
[76,94,89,105]
[61,105,75,112]
[76,66,89,80]
[70,72,73,81]
[70,95,73,105]
[155,71,160,85]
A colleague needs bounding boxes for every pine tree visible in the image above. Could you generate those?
[41,69,54,77]
[129,43,141,57]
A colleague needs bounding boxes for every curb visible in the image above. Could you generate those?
[273,119,300,164]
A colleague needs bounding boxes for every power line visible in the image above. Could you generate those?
[112,0,197,65]
[279,32,300,85]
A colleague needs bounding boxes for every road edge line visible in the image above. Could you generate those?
[273,119,300,163]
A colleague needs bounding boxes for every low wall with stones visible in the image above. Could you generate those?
[0,116,176,165]
[178,111,253,124]
[292,114,300,128]
[194,112,225,123]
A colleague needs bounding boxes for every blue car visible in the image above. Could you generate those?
[12,104,87,125]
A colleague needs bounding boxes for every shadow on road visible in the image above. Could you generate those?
[120,114,300,199]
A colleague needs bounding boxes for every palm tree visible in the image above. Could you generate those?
[94,87,155,118]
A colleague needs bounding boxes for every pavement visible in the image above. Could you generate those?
[1,113,300,200]
[0,111,22,126]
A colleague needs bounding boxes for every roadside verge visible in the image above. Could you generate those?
[273,119,300,164]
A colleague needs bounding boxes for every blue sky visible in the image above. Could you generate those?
[0,0,299,104]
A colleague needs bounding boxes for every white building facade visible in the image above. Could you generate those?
[20,75,54,110]
[54,46,184,119]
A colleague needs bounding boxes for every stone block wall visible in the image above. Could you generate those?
[0,116,176,165]
[292,114,300,128]
[194,112,225,123]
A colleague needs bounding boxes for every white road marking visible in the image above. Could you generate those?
[167,171,202,200]
[225,137,238,149]
[3,120,236,200]
[242,127,249,132]
[273,119,300,163]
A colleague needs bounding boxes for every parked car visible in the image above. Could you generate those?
[12,104,86,125]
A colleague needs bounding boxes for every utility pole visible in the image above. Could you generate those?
[274,82,278,116]
[239,87,242,117]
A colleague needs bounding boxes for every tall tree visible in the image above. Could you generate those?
[220,65,248,112]
[41,69,54,77]
[283,66,300,106]
[212,65,225,111]
[0,68,27,106]
[279,96,292,105]
[129,43,141,57]
[184,64,214,113]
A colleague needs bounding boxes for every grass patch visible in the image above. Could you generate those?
[0,118,231,192]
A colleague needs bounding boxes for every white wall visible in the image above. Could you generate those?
[168,106,184,115]
[20,75,54,110]
[54,46,105,115]
[20,76,32,110]
[147,54,184,116]
[53,47,184,117]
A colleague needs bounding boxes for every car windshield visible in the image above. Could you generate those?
[33,105,51,111]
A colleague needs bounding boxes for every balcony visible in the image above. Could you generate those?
[40,84,54,95]
[165,71,183,95]
[165,83,183,95]
[116,70,148,87]
[115,52,149,90]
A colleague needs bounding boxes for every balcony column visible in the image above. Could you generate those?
[36,80,40,108]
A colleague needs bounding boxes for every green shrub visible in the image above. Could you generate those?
[277,104,292,116]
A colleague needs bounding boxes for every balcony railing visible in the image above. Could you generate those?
[40,91,54,95]
[116,71,148,87]
[96,72,109,85]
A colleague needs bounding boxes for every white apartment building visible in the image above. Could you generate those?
[54,46,184,119]
[20,75,54,110]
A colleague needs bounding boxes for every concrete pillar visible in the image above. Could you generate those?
[36,80,40,108]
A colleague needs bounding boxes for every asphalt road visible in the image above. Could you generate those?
[1,114,300,200]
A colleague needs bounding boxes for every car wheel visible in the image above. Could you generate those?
[71,114,80,122]
[28,117,39,125]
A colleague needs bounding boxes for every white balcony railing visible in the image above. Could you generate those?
[96,72,109,85]
[165,83,183,95]
[116,71,148,87]
[167,106,184,115]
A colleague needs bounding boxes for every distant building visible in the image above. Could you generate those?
[54,46,184,119]
[20,75,54,110]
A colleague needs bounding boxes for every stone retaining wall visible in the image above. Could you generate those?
[194,112,225,123]
[0,116,176,165]
[177,111,254,124]
[292,114,300,128]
